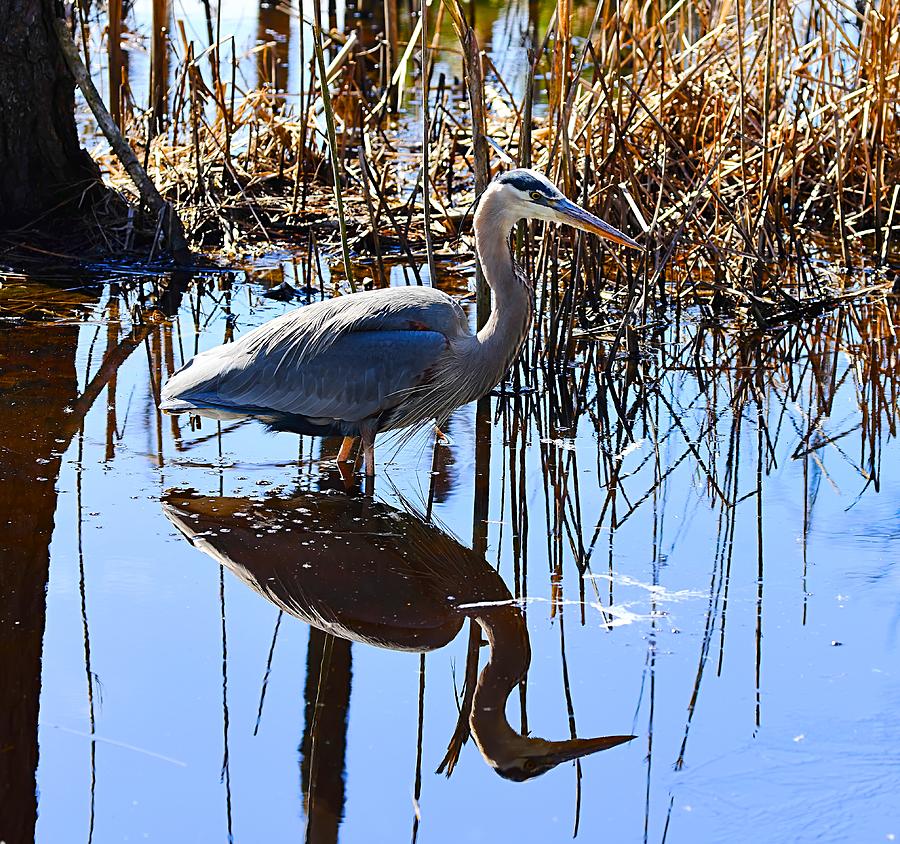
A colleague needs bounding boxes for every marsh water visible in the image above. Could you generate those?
[3,259,900,843]
[2,1,900,843]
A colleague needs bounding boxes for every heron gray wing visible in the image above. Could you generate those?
[244,286,467,367]
[161,286,468,411]
[165,329,448,423]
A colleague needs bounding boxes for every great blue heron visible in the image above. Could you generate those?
[160,169,640,474]
[162,489,635,780]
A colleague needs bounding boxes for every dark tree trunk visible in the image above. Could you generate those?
[0,0,102,229]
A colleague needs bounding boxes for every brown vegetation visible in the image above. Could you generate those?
[8,0,899,317]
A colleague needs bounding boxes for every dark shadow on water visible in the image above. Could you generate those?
[0,323,82,844]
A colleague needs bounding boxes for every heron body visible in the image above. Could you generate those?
[162,489,634,778]
[160,170,639,473]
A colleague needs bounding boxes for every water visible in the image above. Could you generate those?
[2,265,899,843]
[3,0,899,841]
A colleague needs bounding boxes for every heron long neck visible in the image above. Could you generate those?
[468,606,531,762]
[472,194,533,381]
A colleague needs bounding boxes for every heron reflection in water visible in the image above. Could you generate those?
[162,489,634,780]
[160,170,640,475]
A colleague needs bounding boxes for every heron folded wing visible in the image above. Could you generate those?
[161,286,467,410]
[243,285,467,367]
[167,329,448,423]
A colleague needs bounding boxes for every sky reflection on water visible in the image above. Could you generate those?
[2,0,898,840]
[1,265,899,843]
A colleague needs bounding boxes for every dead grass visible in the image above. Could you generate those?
[92,0,898,318]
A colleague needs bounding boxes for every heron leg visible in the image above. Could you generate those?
[363,441,375,477]
[361,429,376,477]
[336,436,356,463]
[434,415,451,444]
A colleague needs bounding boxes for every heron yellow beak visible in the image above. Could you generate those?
[553,197,642,250]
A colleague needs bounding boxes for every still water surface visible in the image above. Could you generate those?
[1,264,899,843]
[2,0,900,840]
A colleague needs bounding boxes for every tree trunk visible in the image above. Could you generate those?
[0,0,102,229]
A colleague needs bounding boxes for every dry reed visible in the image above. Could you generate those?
[92,0,897,315]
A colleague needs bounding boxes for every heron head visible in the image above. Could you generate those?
[491,168,641,250]
[465,606,635,781]
[485,732,637,782]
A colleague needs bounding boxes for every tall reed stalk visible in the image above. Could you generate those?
[108,0,122,129]
[149,0,170,134]
[311,18,356,292]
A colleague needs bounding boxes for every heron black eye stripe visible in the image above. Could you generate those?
[497,171,555,196]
